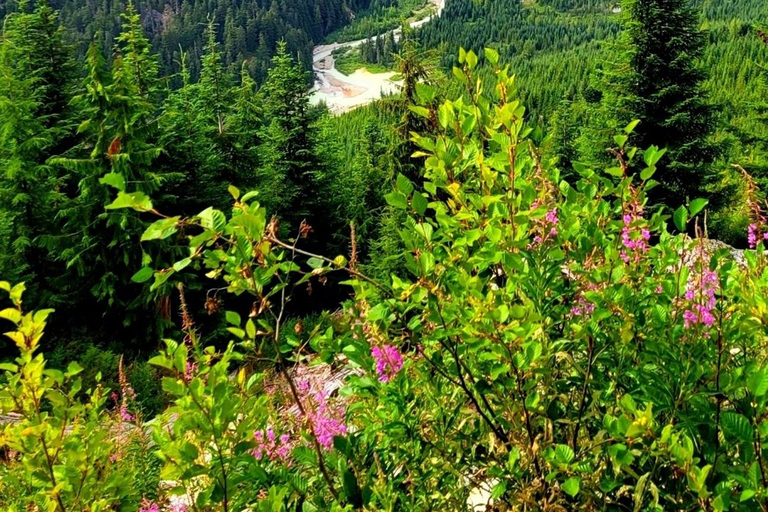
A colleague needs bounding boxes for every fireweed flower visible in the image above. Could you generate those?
[138,500,160,512]
[371,344,404,383]
[682,269,718,330]
[252,427,295,465]
[528,204,559,248]
[620,212,650,263]
[294,379,348,450]
[747,224,768,249]
[184,361,198,382]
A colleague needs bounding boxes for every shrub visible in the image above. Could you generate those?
[4,49,768,511]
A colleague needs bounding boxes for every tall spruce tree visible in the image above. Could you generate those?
[257,41,320,229]
[0,0,73,302]
[49,6,172,342]
[595,0,719,207]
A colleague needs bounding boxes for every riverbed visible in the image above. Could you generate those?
[310,0,445,114]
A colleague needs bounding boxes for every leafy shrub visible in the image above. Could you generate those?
[4,49,768,512]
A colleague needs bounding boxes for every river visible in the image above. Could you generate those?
[310,0,445,114]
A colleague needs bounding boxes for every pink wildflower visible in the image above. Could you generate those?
[528,205,559,248]
[749,224,759,249]
[168,504,188,512]
[252,427,295,465]
[682,269,718,330]
[120,404,133,422]
[184,361,198,382]
[138,500,160,512]
[297,382,347,450]
[371,344,404,383]
[620,211,650,263]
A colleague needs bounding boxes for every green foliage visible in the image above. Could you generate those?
[325,0,430,43]
[6,50,768,512]
[0,282,136,511]
[589,0,720,207]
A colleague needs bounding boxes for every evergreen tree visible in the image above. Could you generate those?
[49,10,171,341]
[257,41,319,228]
[595,0,720,207]
[0,0,73,301]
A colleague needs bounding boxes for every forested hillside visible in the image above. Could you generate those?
[0,0,396,82]
[2,0,768,510]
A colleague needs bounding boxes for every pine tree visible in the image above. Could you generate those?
[596,0,720,207]
[257,41,319,227]
[49,9,170,339]
[0,0,73,301]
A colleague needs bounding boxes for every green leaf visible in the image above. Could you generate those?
[228,184,240,200]
[99,172,125,191]
[131,267,154,283]
[225,311,241,326]
[230,213,266,239]
[385,192,408,209]
[141,217,180,242]
[722,412,754,442]
[740,489,756,502]
[640,166,656,181]
[673,206,688,232]
[105,191,153,212]
[624,120,640,134]
[197,207,227,232]
[408,105,430,119]
[465,49,478,69]
[562,477,580,497]
[148,355,173,370]
[65,361,83,378]
[484,47,499,65]
[307,257,324,269]
[396,174,414,195]
[689,198,708,218]
[555,444,574,464]
[412,192,428,216]
[173,258,192,272]
[0,308,21,324]
[150,270,175,292]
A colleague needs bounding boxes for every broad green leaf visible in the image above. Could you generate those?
[99,172,125,191]
[131,267,154,283]
[689,198,708,218]
[141,217,180,242]
[484,47,500,65]
[396,174,414,195]
[722,412,754,442]
[562,477,580,497]
[385,192,408,209]
[673,206,688,232]
[105,191,153,212]
[624,119,640,134]
[412,192,428,216]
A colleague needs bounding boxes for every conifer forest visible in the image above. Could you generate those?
[2,0,768,510]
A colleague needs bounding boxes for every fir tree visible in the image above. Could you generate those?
[596,0,720,207]
[257,41,319,227]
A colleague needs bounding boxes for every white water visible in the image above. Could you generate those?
[310,0,445,114]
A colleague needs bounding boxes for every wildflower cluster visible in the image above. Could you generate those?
[371,344,404,383]
[117,356,135,422]
[299,380,347,450]
[138,500,160,512]
[252,427,295,465]
[619,198,650,263]
[528,201,559,248]
[682,268,718,330]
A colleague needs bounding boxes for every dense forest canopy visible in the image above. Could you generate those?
[1,0,768,510]
[0,0,394,82]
